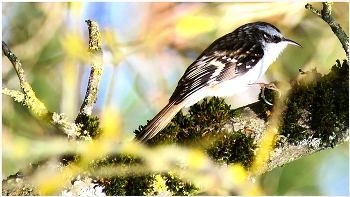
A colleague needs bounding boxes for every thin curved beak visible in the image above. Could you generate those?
[284,38,303,48]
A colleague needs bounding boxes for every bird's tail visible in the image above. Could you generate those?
[134,100,185,143]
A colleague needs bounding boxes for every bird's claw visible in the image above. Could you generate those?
[249,82,282,105]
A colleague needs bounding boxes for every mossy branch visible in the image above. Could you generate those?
[305,2,349,59]
[134,59,348,178]
[250,59,348,175]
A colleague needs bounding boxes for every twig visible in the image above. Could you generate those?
[78,20,104,116]
[2,42,28,86]
[2,41,49,117]
[2,87,26,103]
[2,41,79,140]
[305,3,322,17]
[305,2,349,59]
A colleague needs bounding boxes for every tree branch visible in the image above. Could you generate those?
[78,20,104,116]
[2,40,79,139]
[233,96,348,177]
[305,2,349,59]
[2,41,49,117]
[2,87,26,103]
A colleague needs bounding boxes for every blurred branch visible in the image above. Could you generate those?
[78,20,104,116]
[2,41,49,117]
[2,87,26,103]
[2,41,79,139]
[305,2,349,59]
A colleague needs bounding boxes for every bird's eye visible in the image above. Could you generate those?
[272,35,280,42]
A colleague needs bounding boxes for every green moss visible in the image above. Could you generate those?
[91,154,150,196]
[75,113,102,140]
[134,97,256,169]
[260,60,348,147]
[100,172,198,196]
[134,121,180,146]
[135,97,241,145]
[91,155,199,196]
[162,173,198,196]
[105,174,154,196]
[258,82,281,116]
[130,97,258,195]
[206,131,256,168]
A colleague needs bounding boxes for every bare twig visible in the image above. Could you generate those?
[305,2,349,59]
[78,20,104,116]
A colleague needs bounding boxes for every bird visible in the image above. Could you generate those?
[134,21,302,143]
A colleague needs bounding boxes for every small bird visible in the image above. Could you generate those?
[135,21,302,142]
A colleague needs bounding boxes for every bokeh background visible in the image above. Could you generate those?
[2,2,348,195]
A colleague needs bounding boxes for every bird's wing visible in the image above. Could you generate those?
[170,39,264,105]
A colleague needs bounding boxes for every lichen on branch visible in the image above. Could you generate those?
[78,20,104,116]
[2,41,81,139]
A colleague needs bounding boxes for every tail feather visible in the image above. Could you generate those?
[134,100,185,142]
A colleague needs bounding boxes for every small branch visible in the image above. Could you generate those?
[78,20,104,116]
[305,3,322,17]
[2,42,28,88]
[2,87,26,103]
[2,41,79,140]
[321,2,332,16]
[2,41,49,117]
[305,2,349,59]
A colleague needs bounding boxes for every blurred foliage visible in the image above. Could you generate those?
[91,154,199,196]
[176,16,216,37]
[2,2,349,196]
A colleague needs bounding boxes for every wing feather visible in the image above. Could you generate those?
[169,40,263,105]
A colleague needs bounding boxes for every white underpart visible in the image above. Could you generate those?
[184,41,289,108]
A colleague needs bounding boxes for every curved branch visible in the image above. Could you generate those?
[305,2,349,59]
